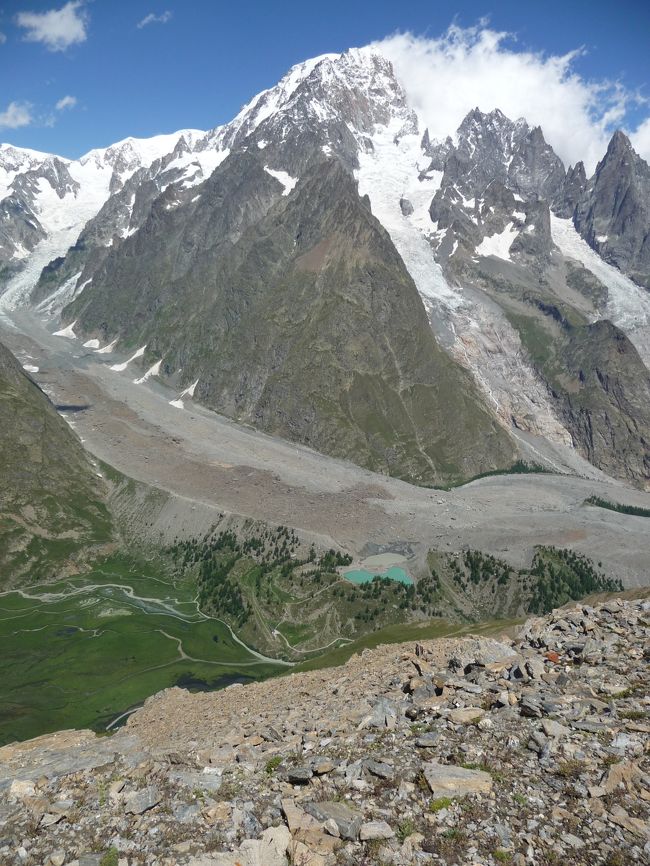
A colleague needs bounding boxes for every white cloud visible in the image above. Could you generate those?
[55,94,77,111]
[375,25,649,174]
[0,101,33,129]
[0,32,7,44]
[137,11,172,29]
[16,1,88,52]
[630,118,650,162]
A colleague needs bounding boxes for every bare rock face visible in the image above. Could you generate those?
[509,197,554,264]
[554,161,587,218]
[574,132,650,288]
[508,125,566,202]
[556,319,650,484]
[433,108,565,204]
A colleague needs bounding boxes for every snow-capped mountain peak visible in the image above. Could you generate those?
[2,44,650,488]
[222,52,341,143]
[79,130,206,176]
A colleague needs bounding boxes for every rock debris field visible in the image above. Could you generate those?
[0,595,648,866]
[3,311,650,588]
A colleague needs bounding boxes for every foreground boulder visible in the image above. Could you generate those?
[422,762,493,798]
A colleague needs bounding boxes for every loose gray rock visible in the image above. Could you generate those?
[305,800,363,840]
[423,761,493,798]
[124,785,161,815]
[360,820,395,841]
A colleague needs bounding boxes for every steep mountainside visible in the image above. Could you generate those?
[2,47,650,488]
[573,131,650,289]
[66,155,514,484]
[0,341,111,584]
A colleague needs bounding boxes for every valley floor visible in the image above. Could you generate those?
[1,309,649,588]
[0,313,650,586]
[0,554,285,746]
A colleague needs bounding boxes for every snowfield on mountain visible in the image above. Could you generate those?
[1,45,649,490]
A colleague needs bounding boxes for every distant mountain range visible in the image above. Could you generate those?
[1,47,649,488]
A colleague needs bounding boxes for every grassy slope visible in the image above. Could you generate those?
[0,553,281,745]
[0,341,112,586]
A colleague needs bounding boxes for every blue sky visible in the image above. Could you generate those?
[1,0,649,161]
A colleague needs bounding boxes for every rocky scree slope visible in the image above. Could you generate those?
[0,340,112,585]
[0,595,648,865]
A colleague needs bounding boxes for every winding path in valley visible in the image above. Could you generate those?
[0,577,293,668]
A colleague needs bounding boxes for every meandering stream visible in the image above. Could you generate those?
[0,563,289,745]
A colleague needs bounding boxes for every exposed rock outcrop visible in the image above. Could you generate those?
[574,131,650,288]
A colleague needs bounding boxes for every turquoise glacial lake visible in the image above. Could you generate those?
[344,567,413,585]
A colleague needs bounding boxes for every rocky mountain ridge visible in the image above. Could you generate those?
[574,130,650,289]
[2,47,650,487]
[0,593,647,865]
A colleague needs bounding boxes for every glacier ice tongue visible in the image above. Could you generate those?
[355,119,464,313]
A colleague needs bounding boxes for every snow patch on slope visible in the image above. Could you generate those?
[551,215,650,368]
[164,148,230,188]
[134,359,162,384]
[476,223,518,261]
[53,320,77,338]
[95,338,118,354]
[110,345,146,372]
[264,166,298,196]
[169,378,199,410]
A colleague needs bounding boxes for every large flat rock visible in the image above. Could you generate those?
[423,761,493,798]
